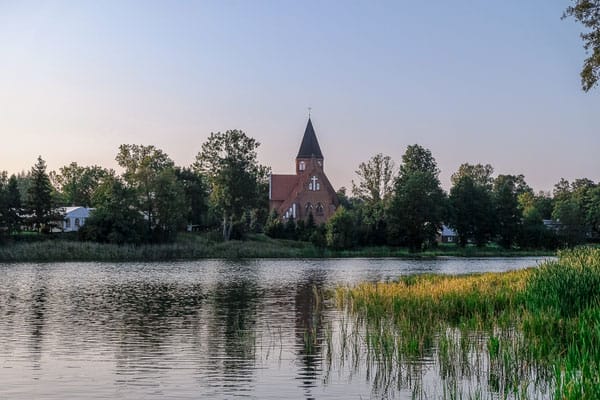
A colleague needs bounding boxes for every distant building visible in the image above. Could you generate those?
[438,225,458,243]
[542,219,562,233]
[269,118,339,224]
[60,207,94,232]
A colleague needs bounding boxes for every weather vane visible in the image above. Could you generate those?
[308,107,312,118]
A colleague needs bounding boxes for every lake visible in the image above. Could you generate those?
[0,257,549,399]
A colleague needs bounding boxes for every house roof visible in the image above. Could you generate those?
[270,174,299,201]
[441,225,457,236]
[296,118,323,159]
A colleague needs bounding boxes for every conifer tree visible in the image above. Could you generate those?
[27,156,55,232]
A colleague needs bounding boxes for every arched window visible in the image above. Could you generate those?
[299,161,305,171]
[309,176,320,191]
[316,203,324,215]
[305,202,313,214]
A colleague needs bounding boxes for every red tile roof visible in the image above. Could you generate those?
[270,174,300,201]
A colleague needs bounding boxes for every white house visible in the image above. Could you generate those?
[60,207,94,232]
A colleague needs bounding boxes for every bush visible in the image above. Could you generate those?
[326,206,354,250]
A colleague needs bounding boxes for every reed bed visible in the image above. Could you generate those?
[334,248,600,399]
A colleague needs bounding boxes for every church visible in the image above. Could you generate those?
[269,118,339,224]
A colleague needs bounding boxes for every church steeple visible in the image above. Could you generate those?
[296,118,324,159]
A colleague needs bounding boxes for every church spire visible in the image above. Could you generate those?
[296,118,324,159]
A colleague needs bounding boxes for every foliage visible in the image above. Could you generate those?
[2,175,22,234]
[26,156,58,232]
[449,173,495,247]
[493,174,530,249]
[351,153,395,204]
[116,144,180,237]
[175,167,210,227]
[564,0,600,91]
[553,198,588,245]
[79,176,146,244]
[387,145,446,251]
[450,163,494,188]
[326,206,355,250]
[194,130,269,240]
[50,162,110,207]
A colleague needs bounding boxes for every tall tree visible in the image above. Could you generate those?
[448,163,497,247]
[152,168,187,241]
[493,175,530,249]
[26,156,56,232]
[564,0,600,91]
[51,162,110,206]
[352,153,395,204]
[194,130,268,241]
[175,167,210,228]
[553,198,587,245]
[4,175,22,234]
[351,154,394,246]
[115,144,179,238]
[450,163,494,188]
[0,172,7,236]
[387,145,446,251]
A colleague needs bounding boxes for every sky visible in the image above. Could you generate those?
[0,0,598,192]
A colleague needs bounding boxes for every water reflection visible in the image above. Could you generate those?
[0,257,548,399]
[294,269,327,399]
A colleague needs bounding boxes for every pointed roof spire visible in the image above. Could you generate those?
[297,118,324,159]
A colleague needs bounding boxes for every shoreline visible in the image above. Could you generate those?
[0,233,556,263]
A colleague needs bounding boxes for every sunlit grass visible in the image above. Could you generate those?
[334,248,600,399]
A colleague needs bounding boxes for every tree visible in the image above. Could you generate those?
[175,167,209,228]
[493,175,530,249]
[351,154,395,247]
[326,206,354,250]
[264,209,284,238]
[451,163,494,188]
[4,175,22,234]
[352,153,395,204]
[586,185,600,238]
[50,162,110,207]
[115,144,182,240]
[553,198,587,245]
[387,145,446,251]
[564,0,600,91]
[79,176,146,244]
[194,130,268,241]
[26,156,56,232]
[449,175,495,247]
[0,172,7,236]
[152,168,187,241]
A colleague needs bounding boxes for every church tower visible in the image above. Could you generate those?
[295,118,324,175]
[269,118,339,224]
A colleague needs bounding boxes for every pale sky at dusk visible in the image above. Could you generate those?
[0,0,598,192]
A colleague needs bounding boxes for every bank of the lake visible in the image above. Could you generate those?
[0,233,555,262]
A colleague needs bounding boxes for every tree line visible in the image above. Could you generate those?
[1,132,599,251]
[268,145,600,251]
[0,130,268,244]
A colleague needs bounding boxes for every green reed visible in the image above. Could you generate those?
[335,248,600,399]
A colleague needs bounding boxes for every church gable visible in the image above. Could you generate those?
[269,118,339,224]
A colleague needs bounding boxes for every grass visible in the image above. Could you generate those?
[0,232,555,262]
[334,247,600,399]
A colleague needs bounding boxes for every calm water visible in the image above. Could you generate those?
[0,257,549,399]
